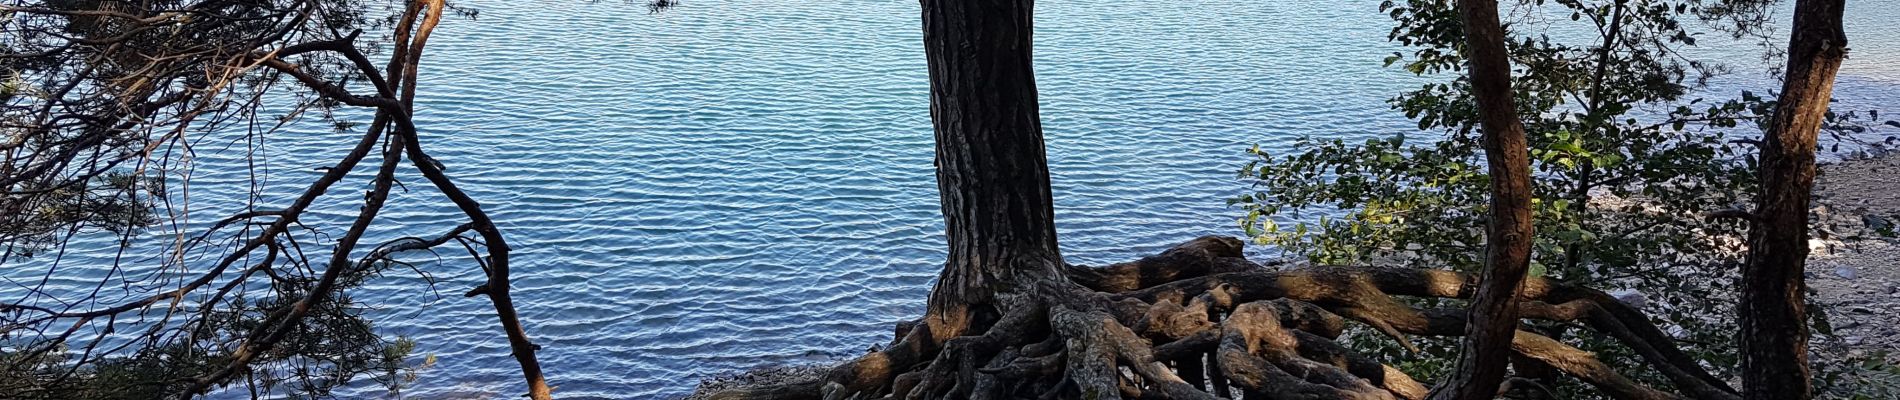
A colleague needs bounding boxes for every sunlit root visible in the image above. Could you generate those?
[707,236,1736,400]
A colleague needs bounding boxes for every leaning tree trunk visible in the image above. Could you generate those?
[1740,1,1846,399]
[1432,0,1537,399]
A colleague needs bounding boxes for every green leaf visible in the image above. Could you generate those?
[1551,141,1586,154]
[1592,153,1625,168]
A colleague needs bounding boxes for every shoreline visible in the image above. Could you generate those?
[1806,152,1900,365]
[684,153,1900,398]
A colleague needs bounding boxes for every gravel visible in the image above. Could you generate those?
[1807,154,1900,363]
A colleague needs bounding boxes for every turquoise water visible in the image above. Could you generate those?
[8,0,1898,398]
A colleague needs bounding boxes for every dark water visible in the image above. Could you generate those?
[7,0,1898,398]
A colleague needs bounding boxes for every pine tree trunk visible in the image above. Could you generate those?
[709,2,1747,399]
[1434,0,1537,398]
[1740,1,1846,399]
[919,0,1066,315]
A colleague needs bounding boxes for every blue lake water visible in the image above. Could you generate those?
[7,0,1898,398]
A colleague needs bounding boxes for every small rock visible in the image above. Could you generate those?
[1866,214,1894,232]
[1845,336,1865,346]
[1610,289,1648,309]
[1835,266,1860,280]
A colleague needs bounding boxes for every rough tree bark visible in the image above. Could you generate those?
[1739,0,1846,399]
[1432,0,1538,399]
[704,1,1737,399]
[921,0,1066,321]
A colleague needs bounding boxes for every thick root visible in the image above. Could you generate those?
[1065,236,1262,293]
[1051,305,1215,400]
[707,237,1734,400]
[1218,302,1403,400]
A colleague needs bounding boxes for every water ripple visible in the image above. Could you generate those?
[5,0,1897,398]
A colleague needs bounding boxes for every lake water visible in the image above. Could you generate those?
[8,0,1898,398]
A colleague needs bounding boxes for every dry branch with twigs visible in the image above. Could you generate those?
[1,1,549,398]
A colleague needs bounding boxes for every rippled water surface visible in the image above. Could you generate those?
[12,0,1900,398]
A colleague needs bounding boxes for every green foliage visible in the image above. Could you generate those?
[1229,0,1880,396]
[0,0,388,257]
[3,1,466,397]
[1815,351,1900,400]
[0,172,161,258]
[2,340,211,399]
[0,274,428,399]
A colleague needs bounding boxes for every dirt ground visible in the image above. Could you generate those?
[1807,154,1900,362]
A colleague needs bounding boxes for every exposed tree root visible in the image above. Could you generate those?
[708,236,1739,400]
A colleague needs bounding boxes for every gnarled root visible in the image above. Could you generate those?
[707,236,1736,400]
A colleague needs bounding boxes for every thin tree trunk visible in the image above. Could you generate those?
[1740,1,1846,399]
[1434,0,1537,398]
[919,0,1065,315]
